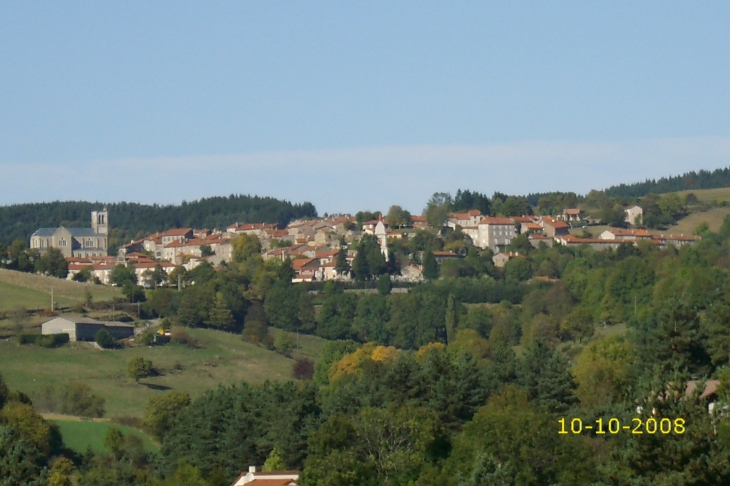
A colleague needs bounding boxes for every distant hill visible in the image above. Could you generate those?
[0,195,317,249]
[602,166,730,198]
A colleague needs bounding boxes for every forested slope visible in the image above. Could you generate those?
[602,166,730,198]
[0,195,317,248]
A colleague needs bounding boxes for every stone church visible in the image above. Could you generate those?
[30,209,109,258]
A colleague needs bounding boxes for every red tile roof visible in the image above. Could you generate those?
[541,217,569,229]
[432,251,459,257]
[291,258,315,269]
[162,228,192,237]
[480,217,514,225]
[603,228,652,237]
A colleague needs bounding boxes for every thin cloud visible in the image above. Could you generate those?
[4,137,730,214]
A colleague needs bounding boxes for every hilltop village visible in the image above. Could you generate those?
[28,204,700,287]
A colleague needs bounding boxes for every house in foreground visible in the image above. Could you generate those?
[230,466,299,485]
[41,317,134,341]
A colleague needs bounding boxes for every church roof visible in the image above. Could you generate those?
[66,228,101,237]
[31,227,101,238]
[31,228,58,237]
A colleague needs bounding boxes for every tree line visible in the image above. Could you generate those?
[0,195,317,252]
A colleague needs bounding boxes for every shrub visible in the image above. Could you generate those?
[17,333,69,348]
[138,330,155,346]
[95,329,116,349]
[170,328,199,348]
[127,356,153,383]
[292,358,315,380]
[274,332,296,357]
[35,382,105,418]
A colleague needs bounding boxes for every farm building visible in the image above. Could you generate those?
[41,317,134,341]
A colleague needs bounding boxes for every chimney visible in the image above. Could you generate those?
[249,466,256,473]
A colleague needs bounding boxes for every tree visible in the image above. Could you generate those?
[385,205,412,228]
[425,192,452,228]
[443,386,597,484]
[292,358,315,380]
[207,292,236,331]
[519,341,577,414]
[127,356,153,383]
[352,249,370,282]
[150,263,168,288]
[0,373,8,409]
[560,305,595,342]
[199,245,214,257]
[504,257,531,283]
[48,457,76,486]
[422,249,438,280]
[94,328,115,349]
[122,282,146,303]
[34,248,68,278]
[376,274,392,296]
[143,391,191,442]
[335,248,351,277]
[242,301,272,347]
[303,406,439,486]
[152,462,209,486]
[573,335,634,408]
[168,265,188,288]
[265,283,302,331]
[263,446,286,471]
[72,266,92,282]
[104,427,124,460]
[110,264,137,286]
[445,294,457,344]
[233,234,262,263]
[0,425,49,484]
[600,204,627,227]
[274,331,296,357]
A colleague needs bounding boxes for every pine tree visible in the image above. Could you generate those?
[445,294,457,344]
[519,341,577,414]
[335,248,350,277]
[423,248,439,280]
[352,248,370,281]
[207,292,236,331]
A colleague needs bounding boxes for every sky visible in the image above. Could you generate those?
[2,1,730,215]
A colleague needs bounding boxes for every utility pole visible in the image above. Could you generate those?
[51,288,54,312]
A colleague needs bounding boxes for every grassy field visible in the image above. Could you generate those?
[673,187,730,204]
[0,327,327,418]
[0,268,122,312]
[51,417,158,453]
[664,206,730,235]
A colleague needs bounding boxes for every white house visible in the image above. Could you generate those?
[625,205,643,226]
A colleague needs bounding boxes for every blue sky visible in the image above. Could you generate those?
[2,1,729,214]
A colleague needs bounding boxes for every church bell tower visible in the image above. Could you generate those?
[91,207,109,235]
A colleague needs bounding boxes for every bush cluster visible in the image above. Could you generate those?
[34,382,105,418]
[16,333,69,348]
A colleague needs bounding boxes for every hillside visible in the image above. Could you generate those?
[0,327,326,417]
[601,166,730,198]
[0,268,122,312]
[0,195,317,250]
